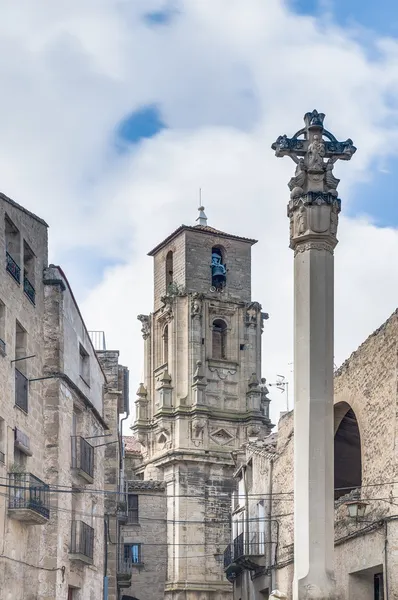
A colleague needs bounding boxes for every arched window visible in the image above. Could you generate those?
[211,247,226,290]
[166,251,173,291]
[334,403,362,499]
[162,325,169,364]
[212,319,227,359]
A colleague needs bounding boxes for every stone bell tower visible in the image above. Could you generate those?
[132,208,273,600]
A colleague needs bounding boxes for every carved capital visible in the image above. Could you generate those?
[294,240,335,256]
[288,192,340,250]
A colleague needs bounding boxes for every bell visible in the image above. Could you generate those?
[211,253,226,288]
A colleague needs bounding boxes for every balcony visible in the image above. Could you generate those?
[8,472,50,524]
[71,436,94,483]
[6,251,20,283]
[223,532,266,581]
[15,369,28,413]
[24,276,35,304]
[117,544,142,588]
[69,520,94,565]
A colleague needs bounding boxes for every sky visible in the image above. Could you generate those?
[2,0,398,426]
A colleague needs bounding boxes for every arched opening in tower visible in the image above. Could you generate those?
[334,404,362,500]
[212,319,227,359]
[165,250,173,291]
[162,324,169,364]
[211,246,226,290]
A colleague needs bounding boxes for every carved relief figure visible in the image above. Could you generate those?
[295,205,307,236]
[330,204,338,236]
[246,301,261,325]
[307,134,325,170]
[288,158,306,198]
[325,158,340,195]
[191,293,202,317]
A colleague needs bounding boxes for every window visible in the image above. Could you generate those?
[0,418,5,464]
[13,447,27,470]
[5,215,21,283]
[124,543,142,564]
[15,321,27,372]
[165,251,173,291]
[79,344,90,386]
[0,300,5,355]
[374,573,384,600]
[23,241,35,304]
[212,319,227,359]
[211,246,226,290]
[334,404,361,499]
[128,494,139,523]
[162,325,169,364]
[15,321,28,412]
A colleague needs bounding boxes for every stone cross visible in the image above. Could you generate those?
[272,111,356,600]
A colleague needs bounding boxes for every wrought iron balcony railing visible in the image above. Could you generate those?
[8,472,50,523]
[224,532,266,570]
[71,436,94,482]
[24,276,35,304]
[6,251,20,283]
[70,520,94,564]
[118,543,143,573]
[15,369,28,413]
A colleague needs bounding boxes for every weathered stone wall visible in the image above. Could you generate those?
[121,481,167,600]
[230,309,398,600]
[0,197,109,600]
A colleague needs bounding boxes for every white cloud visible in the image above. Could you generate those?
[0,1,398,425]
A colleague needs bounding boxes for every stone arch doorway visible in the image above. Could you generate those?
[334,402,362,500]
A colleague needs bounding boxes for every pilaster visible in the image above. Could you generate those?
[273,110,356,600]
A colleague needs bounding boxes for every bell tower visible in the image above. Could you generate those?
[133,208,272,600]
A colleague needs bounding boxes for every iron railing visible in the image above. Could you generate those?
[24,276,35,304]
[118,543,142,572]
[0,450,5,464]
[224,532,266,568]
[71,436,94,480]
[88,330,106,351]
[0,337,5,355]
[6,252,20,283]
[15,369,28,412]
[8,472,50,519]
[70,520,94,560]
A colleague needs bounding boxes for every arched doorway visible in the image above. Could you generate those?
[334,403,362,499]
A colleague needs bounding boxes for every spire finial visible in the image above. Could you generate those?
[196,188,207,226]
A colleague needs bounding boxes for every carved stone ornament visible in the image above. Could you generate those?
[287,192,341,250]
[191,417,206,442]
[159,295,174,321]
[210,427,234,446]
[137,314,150,340]
[208,365,237,380]
[294,240,335,256]
[191,293,204,318]
[245,301,262,327]
[272,110,356,198]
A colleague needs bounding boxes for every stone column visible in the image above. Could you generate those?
[272,110,356,600]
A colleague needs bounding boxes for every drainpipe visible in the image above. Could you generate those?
[385,520,389,600]
[267,458,274,590]
[243,465,250,600]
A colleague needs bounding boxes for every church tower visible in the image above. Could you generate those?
[133,207,272,600]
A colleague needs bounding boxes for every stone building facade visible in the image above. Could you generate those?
[117,479,167,600]
[0,193,127,600]
[131,211,273,600]
[224,309,398,600]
